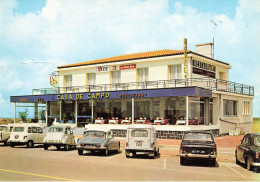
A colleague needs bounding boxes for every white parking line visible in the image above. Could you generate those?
[103,154,120,162]
[225,164,246,178]
[163,159,167,169]
[105,161,256,180]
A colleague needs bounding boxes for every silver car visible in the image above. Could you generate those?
[77,129,120,156]
[43,125,77,151]
[125,124,159,158]
[8,124,45,148]
[0,125,12,146]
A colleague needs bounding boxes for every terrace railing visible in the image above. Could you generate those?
[32,78,254,96]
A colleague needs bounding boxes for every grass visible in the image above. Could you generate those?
[253,118,260,133]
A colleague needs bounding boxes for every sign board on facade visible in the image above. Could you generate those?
[95,66,109,73]
[183,38,188,79]
[50,72,58,87]
[192,59,216,78]
[119,64,136,70]
[112,66,117,71]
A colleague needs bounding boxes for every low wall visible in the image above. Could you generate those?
[219,119,252,134]
[85,124,219,140]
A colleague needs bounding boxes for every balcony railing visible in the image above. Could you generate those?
[32,78,254,96]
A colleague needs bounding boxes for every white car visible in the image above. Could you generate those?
[8,123,45,148]
[0,125,12,146]
[43,125,77,151]
[125,124,159,158]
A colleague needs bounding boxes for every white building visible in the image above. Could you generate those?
[11,43,254,138]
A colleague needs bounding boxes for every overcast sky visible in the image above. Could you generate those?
[0,0,259,117]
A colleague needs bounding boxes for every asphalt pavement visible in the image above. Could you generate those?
[0,136,259,181]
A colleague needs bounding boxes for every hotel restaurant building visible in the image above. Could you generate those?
[10,43,254,138]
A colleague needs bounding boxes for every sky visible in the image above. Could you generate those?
[0,0,259,118]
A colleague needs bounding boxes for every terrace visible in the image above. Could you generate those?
[32,77,254,96]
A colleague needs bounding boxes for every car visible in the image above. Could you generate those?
[0,125,12,146]
[179,131,217,166]
[77,128,120,156]
[43,125,78,151]
[125,124,159,159]
[8,123,45,148]
[235,133,260,171]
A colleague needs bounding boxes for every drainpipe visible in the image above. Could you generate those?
[14,102,16,123]
[132,98,134,123]
[186,96,189,127]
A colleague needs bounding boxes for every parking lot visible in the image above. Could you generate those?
[0,142,259,181]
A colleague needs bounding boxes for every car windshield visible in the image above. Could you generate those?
[131,130,148,137]
[48,127,63,132]
[183,133,214,142]
[13,127,25,132]
[0,126,8,132]
[254,136,260,146]
[84,131,106,138]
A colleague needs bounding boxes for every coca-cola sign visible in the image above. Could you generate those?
[119,64,136,70]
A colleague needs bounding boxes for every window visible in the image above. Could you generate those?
[243,101,250,115]
[169,64,182,79]
[224,100,237,117]
[111,71,121,84]
[219,72,224,80]
[32,127,37,133]
[131,130,148,137]
[37,127,42,133]
[14,127,24,132]
[242,135,250,145]
[137,68,148,82]
[0,126,7,132]
[87,73,96,85]
[28,127,32,133]
[64,75,72,87]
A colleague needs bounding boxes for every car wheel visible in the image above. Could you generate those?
[126,154,130,158]
[155,148,159,156]
[180,157,185,165]
[117,143,120,153]
[78,150,83,155]
[27,141,34,148]
[10,144,15,148]
[235,155,240,165]
[56,146,61,150]
[246,157,252,170]
[65,144,69,151]
[211,158,216,166]
[44,145,49,150]
[150,150,155,159]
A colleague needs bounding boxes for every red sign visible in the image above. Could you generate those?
[112,66,117,71]
[119,64,136,70]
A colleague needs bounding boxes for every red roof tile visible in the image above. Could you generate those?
[58,49,190,69]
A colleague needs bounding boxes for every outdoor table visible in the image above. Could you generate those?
[121,120,131,124]
[108,120,117,124]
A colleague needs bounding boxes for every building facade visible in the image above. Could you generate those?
[10,43,254,137]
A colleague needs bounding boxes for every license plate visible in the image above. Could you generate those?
[192,150,205,154]
[136,141,142,147]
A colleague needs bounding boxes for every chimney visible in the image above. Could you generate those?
[196,43,213,58]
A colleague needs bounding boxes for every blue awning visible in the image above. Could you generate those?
[10,86,212,103]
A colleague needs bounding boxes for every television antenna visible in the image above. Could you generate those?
[211,20,223,59]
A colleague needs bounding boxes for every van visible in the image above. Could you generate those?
[8,123,45,148]
[43,125,77,151]
[125,124,159,158]
[0,125,12,146]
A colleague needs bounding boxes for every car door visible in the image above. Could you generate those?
[106,131,113,150]
[64,127,71,144]
[238,135,249,163]
[37,127,44,143]
[30,127,38,143]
